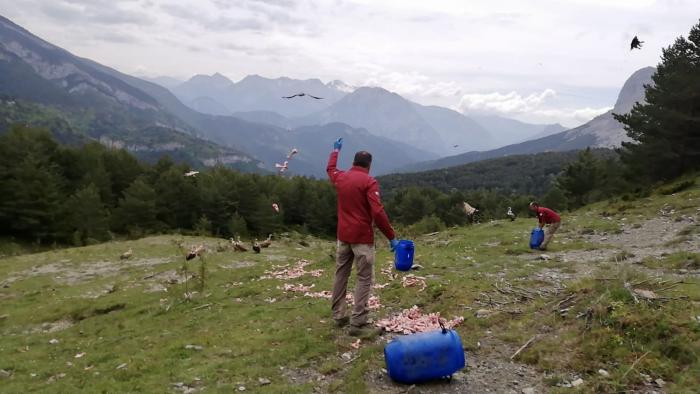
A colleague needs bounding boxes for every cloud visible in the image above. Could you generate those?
[39,0,153,25]
[457,89,556,114]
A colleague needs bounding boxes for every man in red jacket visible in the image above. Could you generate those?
[327,138,398,337]
[529,202,561,251]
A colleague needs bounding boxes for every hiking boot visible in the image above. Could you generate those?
[334,317,349,328]
[349,324,384,338]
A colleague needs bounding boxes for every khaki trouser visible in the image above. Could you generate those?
[332,241,374,327]
[541,221,561,249]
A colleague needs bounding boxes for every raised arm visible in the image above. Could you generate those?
[326,138,344,183]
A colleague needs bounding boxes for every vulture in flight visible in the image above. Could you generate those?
[282,93,324,99]
[630,36,644,50]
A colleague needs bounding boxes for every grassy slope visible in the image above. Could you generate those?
[1,180,699,393]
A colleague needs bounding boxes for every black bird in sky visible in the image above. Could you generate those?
[630,36,644,50]
[282,93,324,99]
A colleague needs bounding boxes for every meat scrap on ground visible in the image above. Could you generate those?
[279,283,315,292]
[260,260,323,280]
[376,305,465,334]
[401,274,427,291]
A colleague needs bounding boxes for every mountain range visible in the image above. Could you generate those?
[162,73,566,156]
[396,67,655,173]
[0,13,654,178]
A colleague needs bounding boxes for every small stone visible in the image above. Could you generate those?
[341,352,353,361]
[598,369,609,377]
[0,369,11,379]
[571,378,584,387]
[49,338,59,344]
[30,373,37,377]
[475,309,491,318]
[522,388,535,394]
[116,363,127,370]
[185,344,203,350]
[75,352,86,358]
[238,386,246,391]
[381,368,387,374]
[452,372,466,381]
[258,377,271,385]
[173,382,185,388]
[679,269,688,274]
[655,378,665,387]
[539,254,551,261]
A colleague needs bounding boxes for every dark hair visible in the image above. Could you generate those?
[353,151,372,168]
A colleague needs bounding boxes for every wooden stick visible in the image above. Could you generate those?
[510,335,537,360]
[657,281,685,292]
[192,303,212,310]
[621,351,650,378]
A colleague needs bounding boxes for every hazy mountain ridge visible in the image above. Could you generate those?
[395,66,655,173]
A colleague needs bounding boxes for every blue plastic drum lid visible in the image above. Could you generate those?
[530,228,544,249]
[384,329,466,384]
[394,240,414,271]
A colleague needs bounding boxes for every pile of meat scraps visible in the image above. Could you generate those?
[260,259,323,280]
[401,274,426,291]
[381,263,398,281]
[376,306,465,334]
[280,283,315,292]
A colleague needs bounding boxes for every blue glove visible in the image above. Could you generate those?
[333,138,343,151]
[390,239,399,251]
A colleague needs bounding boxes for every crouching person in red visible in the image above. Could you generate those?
[529,202,561,251]
[327,138,398,337]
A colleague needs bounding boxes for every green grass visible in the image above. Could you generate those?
[2,176,700,392]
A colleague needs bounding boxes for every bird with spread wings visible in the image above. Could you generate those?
[630,36,644,50]
[282,93,324,99]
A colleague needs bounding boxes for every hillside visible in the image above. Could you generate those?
[378,149,616,197]
[396,67,655,173]
[2,178,699,392]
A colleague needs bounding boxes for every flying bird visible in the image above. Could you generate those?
[184,171,199,177]
[630,36,644,50]
[282,93,324,99]
[275,161,289,173]
[287,148,299,160]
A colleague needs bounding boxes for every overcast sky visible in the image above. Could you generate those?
[1,0,698,127]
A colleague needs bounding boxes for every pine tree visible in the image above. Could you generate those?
[62,184,110,245]
[615,20,700,181]
[557,148,599,208]
[112,177,159,236]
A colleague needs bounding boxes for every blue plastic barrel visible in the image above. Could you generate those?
[394,240,414,271]
[530,227,544,249]
[384,329,466,384]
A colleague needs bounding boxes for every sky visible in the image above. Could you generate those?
[1,0,698,127]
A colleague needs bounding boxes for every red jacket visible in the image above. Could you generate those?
[327,151,395,244]
[537,207,561,225]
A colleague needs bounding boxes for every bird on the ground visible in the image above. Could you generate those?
[184,171,199,177]
[231,236,248,252]
[260,234,272,248]
[287,148,298,160]
[282,93,323,99]
[186,244,205,261]
[120,248,132,260]
[252,240,261,254]
[506,206,516,221]
[630,36,644,50]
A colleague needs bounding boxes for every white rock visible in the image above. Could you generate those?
[116,363,127,370]
[258,377,271,385]
[185,344,203,350]
[238,386,246,391]
[49,339,59,344]
[538,254,551,261]
[655,378,665,387]
[0,369,11,378]
[522,388,536,394]
[598,369,609,377]
[74,352,86,358]
[341,352,353,361]
[571,378,584,387]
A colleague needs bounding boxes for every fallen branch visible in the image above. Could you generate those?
[343,355,360,365]
[510,335,537,360]
[656,281,685,292]
[621,351,650,378]
[192,303,212,311]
